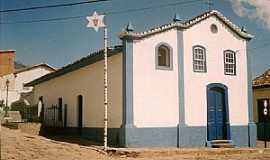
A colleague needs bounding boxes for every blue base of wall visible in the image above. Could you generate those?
[120,124,255,147]
[120,124,178,147]
[231,125,249,146]
[82,128,120,146]
[178,124,207,147]
[230,124,256,147]
[42,124,256,148]
[248,122,257,147]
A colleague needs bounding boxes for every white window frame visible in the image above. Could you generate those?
[193,45,207,72]
[224,50,236,75]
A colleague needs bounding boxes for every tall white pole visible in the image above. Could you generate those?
[104,26,108,151]
[86,11,107,151]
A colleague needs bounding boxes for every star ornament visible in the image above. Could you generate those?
[86,11,106,32]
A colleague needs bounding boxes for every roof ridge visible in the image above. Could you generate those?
[15,63,56,74]
[119,10,253,40]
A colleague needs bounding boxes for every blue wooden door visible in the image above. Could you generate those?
[207,88,227,140]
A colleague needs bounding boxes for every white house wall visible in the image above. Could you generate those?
[133,29,179,127]
[0,74,18,106]
[0,67,54,106]
[183,16,248,126]
[15,67,53,93]
[33,54,123,128]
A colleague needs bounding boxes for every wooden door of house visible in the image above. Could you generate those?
[207,87,228,140]
[78,95,83,134]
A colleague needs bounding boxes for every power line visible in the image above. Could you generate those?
[106,0,201,15]
[0,0,202,24]
[0,0,112,13]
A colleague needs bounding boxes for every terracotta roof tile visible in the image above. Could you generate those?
[253,69,270,88]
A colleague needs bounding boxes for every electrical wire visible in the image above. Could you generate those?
[0,0,112,13]
[0,0,202,24]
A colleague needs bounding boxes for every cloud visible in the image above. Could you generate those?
[228,0,270,30]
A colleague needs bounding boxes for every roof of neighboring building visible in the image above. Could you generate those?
[119,10,253,40]
[25,45,123,87]
[15,63,56,74]
[15,62,27,70]
[253,69,270,88]
[0,50,15,53]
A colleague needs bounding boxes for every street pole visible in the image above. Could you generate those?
[86,11,107,151]
[104,26,108,151]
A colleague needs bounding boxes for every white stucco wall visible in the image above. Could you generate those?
[0,74,18,106]
[0,66,54,106]
[133,29,180,127]
[183,16,249,126]
[15,67,53,93]
[33,53,123,128]
[132,16,249,128]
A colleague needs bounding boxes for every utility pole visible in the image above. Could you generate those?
[86,11,108,151]
[104,26,108,150]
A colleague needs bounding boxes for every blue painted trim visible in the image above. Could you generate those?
[155,42,173,70]
[122,39,134,126]
[120,37,135,147]
[178,125,207,147]
[122,126,178,147]
[177,30,185,126]
[41,125,252,147]
[248,123,257,147]
[246,45,257,147]
[177,29,186,147]
[206,83,231,140]
[230,125,251,147]
[247,46,254,123]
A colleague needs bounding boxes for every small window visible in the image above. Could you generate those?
[156,44,172,70]
[210,24,218,34]
[224,50,236,75]
[193,46,207,72]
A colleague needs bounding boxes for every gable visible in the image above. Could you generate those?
[119,10,253,41]
[185,15,246,43]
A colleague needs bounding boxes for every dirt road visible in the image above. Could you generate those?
[2,126,270,160]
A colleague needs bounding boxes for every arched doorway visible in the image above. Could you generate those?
[207,83,230,141]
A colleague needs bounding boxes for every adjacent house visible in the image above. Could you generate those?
[25,10,256,147]
[0,50,56,106]
[253,69,270,140]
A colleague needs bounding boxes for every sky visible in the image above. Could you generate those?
[0,0,270,78]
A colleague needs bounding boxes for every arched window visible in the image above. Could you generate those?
[193,45,206,72]
[224,50,236,75]
[156,44,172,70]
